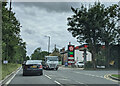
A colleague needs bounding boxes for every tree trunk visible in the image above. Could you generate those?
[91,49,96,69]
[105,42,110,68]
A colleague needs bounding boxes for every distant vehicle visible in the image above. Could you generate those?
[22,60,43,76]
[22,61,26,68]
[96,65,105,69]
[75,61,84,68]
[44,56,59,70]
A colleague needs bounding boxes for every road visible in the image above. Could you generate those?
[7,67,119,86]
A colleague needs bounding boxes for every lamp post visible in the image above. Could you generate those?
[45,36,50,54]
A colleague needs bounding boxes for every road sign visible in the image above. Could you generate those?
[68,45,74,65]
[69,46,74,51]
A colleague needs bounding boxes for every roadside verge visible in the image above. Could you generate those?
[109,74,120,81]
[0,66,22,86]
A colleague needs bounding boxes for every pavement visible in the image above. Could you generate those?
[1,66,120,86]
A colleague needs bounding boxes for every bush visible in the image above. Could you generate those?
[85,61,94,69]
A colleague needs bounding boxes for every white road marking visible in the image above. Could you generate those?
[75,81,85,84]
[58,78,69,81]
[76,71,119,83]
[54,80,61,85]
[74,71,104,79]
[89,74,93,76]
[96,75,104,78]
[75,72,108,78]
[100,76,104,78]
[75,81,88,86]
[6,67,22,85]
[45,75,52,79]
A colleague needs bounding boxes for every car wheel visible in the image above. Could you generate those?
[23,73,26,76]
[56,68,58,70]
[40,72,43,75]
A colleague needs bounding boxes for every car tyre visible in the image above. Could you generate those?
[39,72,43,75]
[38,71,43,75]
[23,73,26,76]
[56,68,58,70]
[41,72,43,75]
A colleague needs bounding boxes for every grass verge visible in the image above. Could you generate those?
[111,74,120,79]
[1,63,21,80]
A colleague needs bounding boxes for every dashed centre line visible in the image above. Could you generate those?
[54,80,61,85]
[45,74,62,85]
[74,71,104,78]
[75,81,88,86]
[45,74,52,79]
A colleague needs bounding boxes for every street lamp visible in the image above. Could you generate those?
[44,35,50,53]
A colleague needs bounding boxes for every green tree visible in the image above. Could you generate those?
[13,42,27,63]
[100,4,120,67]
[2,2,26,63]
[31,47,42,60]
[49,46,61,61]
[40,51,49,60]
[26,56,30,60]
[67,2,107,68]
[67,2,120,68]
[31,47,49,60]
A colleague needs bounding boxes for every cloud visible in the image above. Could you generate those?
[13,2,81,13]
[11,2,117,56]
[24,29,35,34]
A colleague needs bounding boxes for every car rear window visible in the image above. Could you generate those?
[79,62,84,63]
[26,60,42,65]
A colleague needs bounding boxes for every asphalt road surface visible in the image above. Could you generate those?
[7,67,119,86]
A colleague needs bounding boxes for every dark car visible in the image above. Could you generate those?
[23,60,43,76]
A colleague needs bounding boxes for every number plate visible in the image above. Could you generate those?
[32,66,37,68]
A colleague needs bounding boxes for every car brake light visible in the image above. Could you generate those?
[39,65,42,69]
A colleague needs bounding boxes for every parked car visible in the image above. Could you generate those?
[75,61,84,68]
[23,60,43,76]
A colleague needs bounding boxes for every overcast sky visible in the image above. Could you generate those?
[8,1,118,56]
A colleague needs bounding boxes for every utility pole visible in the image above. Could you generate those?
[45,36,50,54]
[48,36,50,53]
[55,44,56,51]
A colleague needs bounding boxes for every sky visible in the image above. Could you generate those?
[7,1,119,56]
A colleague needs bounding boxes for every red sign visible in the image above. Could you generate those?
[69,46,74,51]
[70,55,73,57]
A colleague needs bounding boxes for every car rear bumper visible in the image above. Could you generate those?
[47,66,58,69]
[23,69,43,75]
